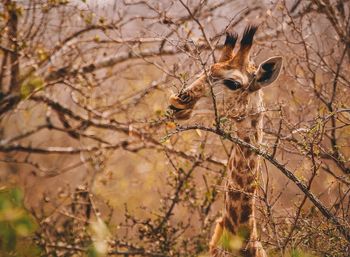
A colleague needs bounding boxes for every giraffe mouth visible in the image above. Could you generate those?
[169,105,184,112]
[168,105,192,120]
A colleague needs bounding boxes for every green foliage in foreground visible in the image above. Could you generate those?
[0,187,40,257]
[20,75,44,99]
[0,187,326,257]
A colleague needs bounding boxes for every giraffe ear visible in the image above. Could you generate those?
[253,56,283,90]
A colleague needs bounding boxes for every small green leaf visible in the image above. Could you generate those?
[14,217,35,236]
[9,188,23,207]
[87,245,99,257]
[0,187,38,254]
[219,229,232,250]
[20,75,44,99]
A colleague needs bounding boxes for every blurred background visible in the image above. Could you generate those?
[0,0,349,256]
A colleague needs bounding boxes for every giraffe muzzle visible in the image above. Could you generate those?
[168,93,195,120]
[168,105,192,120]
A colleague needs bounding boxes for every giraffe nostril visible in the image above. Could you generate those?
[178,92,191,103]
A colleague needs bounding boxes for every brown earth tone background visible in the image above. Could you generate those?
[0,0,349,256]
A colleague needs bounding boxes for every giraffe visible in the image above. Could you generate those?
[168,25,282,257]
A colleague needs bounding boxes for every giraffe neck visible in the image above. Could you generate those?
[222,95,264,256]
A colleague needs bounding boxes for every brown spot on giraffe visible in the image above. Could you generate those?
[236,159,244,169]
[223,216,236,234]
[228,190,241,201]
[235,175,244,187]
[244,148,253,158]
[249,159,256,169]
[251,119,258,127]
[228,204,239,224]
[243,136,251,143]
[240,203,252,223]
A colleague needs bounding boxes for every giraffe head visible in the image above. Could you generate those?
[169,25,282,120]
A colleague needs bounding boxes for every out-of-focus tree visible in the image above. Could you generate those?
[0,187,39,256]
[0,0,349,256]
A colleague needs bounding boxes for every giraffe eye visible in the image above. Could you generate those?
[223,79,241,90]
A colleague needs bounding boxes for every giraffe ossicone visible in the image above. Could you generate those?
[168,25,282,257]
